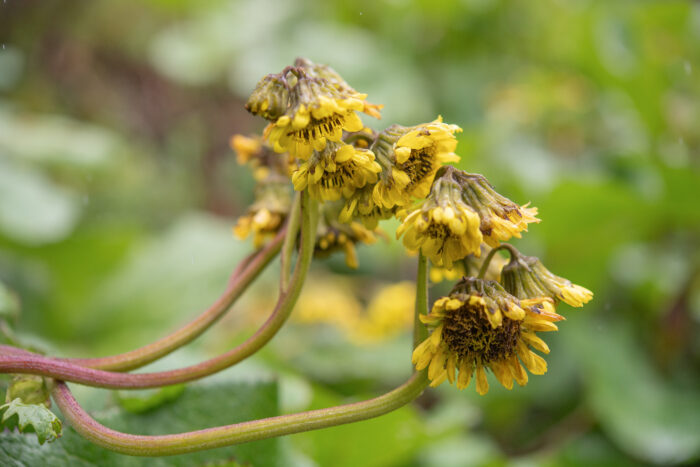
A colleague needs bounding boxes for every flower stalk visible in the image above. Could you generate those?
[48,249,430,456]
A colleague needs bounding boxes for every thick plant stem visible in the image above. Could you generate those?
[0,193,318,389]
[414,254,429,348]
[52,372,428,456]
[49,248,431,457]
[70,229,286,371]
[280,192,302,291]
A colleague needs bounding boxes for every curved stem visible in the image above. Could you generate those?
[49,245,430,457]
[52,372,427,456]
[69,230,285,371]
[0,193,318,389]
[477,243,519,279]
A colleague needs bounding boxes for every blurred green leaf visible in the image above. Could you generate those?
[74,214,248,352]
[572,317,700,464]
[0,108,120,169]
[0,280,20,322]
[1,398,62,445]
[0,157,80,245]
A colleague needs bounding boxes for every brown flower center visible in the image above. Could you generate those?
[399,149,436,191]
[291,115,344,142]
[441,301,520,362]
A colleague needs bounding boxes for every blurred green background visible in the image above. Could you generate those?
[1,0,699,466]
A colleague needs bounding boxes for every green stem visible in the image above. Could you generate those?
[67,226,286,371]
[0,193,318,388]
[280,192,302,291]
[52,372,428,456]
[476,243,519,279]
[414,254,429,348]
[49,238,430,457]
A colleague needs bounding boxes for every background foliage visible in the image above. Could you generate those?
[1,0,699,465]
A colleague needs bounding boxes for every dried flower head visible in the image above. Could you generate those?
[501,254,593,307]
[291,142,381,202]
[413,277,562,394]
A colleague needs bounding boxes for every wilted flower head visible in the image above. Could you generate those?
[247,62,381,160]
[245,73,289,122]
[339,184,395,229]
[233,175,291,248]
[315,202,380,269]
[371,117,461,208]
[501,254,593,307]
[413,277,563,394]
[452,170,540,247]
[396,167,483,268]
[294,58,383,119]
[291,142,381,202]
[230,134,293,180]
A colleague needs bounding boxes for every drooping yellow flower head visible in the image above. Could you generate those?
[291,142,381,202]
[245,73,289,121]
[452,170,540,247]
[339,184,395,229]
[315,202,381,269]
[396,168,483,268]
[294,58,383,119]
[230,134,293,180]
[250,62,380,160]
[413,277,563,395]
[501,254,593,307]
[370,118,461,208]
[233,175,291,248]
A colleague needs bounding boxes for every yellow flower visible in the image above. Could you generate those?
[339,184,395,229]
[293,275,363,329]
[349,282,415,344]
[396,169,483,268]
[453,170,540,247]
[371,117,461,207]
[233,176,291,248]
[295,57,383,119]
[230,134,293,181]
[257,63,380,159]
[501,254,593,307]
[315,202,380,269]
[291,142,381,202]
[412,278,563,394]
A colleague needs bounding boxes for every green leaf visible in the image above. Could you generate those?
[0,280,20,322]
[572,317,700,464]
[113,384,186,414]
[0,377,280,466]
[0,157,80,245]
[5,375,51,406]
[1,398,63,445]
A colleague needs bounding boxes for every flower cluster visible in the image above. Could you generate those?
[237,58,592,395]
